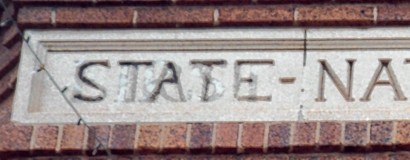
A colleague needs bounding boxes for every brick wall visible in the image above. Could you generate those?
[3,0,410,158]
[15,3,410,28]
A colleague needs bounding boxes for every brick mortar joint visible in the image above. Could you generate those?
[237,123,243,154]
[107,124,114,149]
[263,123,269,153]
[392,121,397,146]
[373,5,378,25]
[211,123,216,154]
[315,122,320,151]
[186,123,192,153]
[82,126,89,154]
[132,8,137,27]
[158,124,164,153]
[288,122,295,153]
[29,125,38,153]
[366,122,371,151]
[133,124,140,154]
[51,7,56,27]
[56,125,64,153]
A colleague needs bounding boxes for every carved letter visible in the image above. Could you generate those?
[360,59,407,101]
[148,61,186,102]
[74,61,110,102]
[117,61,152,102]
[315,59,356,102]
[234,60,274,101]
[190,60,226,102]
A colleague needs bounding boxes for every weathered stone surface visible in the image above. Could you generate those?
[12,29,303,123]
[12,28,410,123]
[303,28,410,121]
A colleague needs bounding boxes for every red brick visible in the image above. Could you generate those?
[139,155,167,160]
[117,0,171,4]
[0,124,33,157]
[17,7,52,28]
[378,4,410,25]
[291,154,341,160]
[86,125,110,156]
[344,122,368,152]
[0,90,13,124]
[176,0,250,4]
[0,67,17,103]
[318,122,342,152]
[219,6,293,26]
[110,124,136,154]
[137,7,214,27]
[189,123,212,154]
[14,0,93,5]
[60,125,85,154]
[136,124,161,154]
[88,157,112,160]
[265,154,289,160]
[162,155,188,160]
[241,123,265,153]
[396,121,410,150]
[56,7,134,28]
[187,155,212,160]
[215,123,238,154]
[317,155,339,160]
[1,24,21,48]
[296,5,374,26]
[293,122,317,153]
[391,152,410,160]
[212,155,237,160]
[0,43,7,56]
[268,123,291,153]
[0,42,21,81]
[15,0,171,5]
[239,154,265,160]
[370,121,393,151]
[0,2,14,22]
[33,125,58,154]
[258,0,326,3]
[342,154,365,160]
[366,153,390,160]
[162,124,187,154]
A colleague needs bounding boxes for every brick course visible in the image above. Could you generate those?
[56,7,134,28]
[3,0,410,158]
[16,4,410,28]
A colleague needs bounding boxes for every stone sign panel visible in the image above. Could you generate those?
[12,28,410,123]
